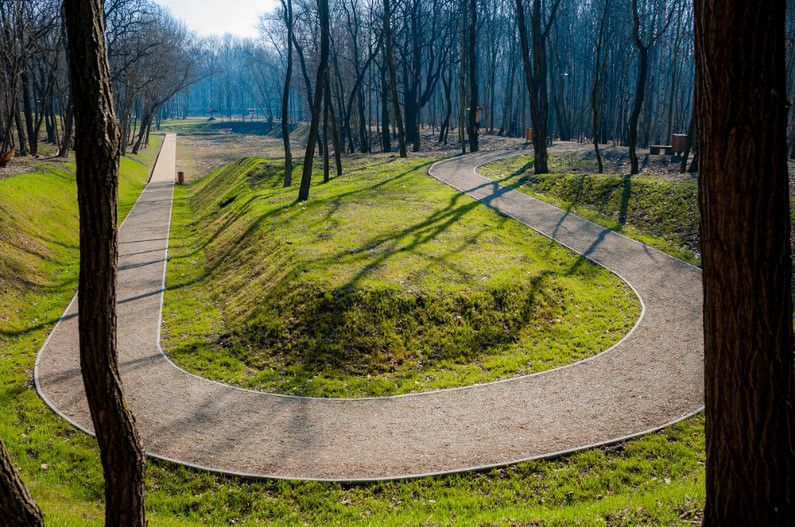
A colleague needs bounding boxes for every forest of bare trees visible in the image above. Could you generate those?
[180,0,773,160]
[0,0,201,159]
[3,0,795,168]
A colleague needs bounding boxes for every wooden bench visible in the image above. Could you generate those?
[649,144,674,155]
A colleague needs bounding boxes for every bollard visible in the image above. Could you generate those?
[177,171,185,185]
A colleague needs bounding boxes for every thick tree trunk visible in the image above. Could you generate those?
[281,0,294,187]
[64,1,147,525]
[0,439,43,527]
[298,0,330,201]
[695,0,795,524]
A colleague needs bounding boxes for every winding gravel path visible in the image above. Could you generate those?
[35,135,704,481]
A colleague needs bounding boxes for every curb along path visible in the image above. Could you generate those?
[35,138,704,481]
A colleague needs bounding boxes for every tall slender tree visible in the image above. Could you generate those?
[515,0,562,174]
[627,0,674,174]
[591,0,610,174]
[64,0,147,525]
[695,0,795,524]
[298,0,330,201]
[280,0,294,187]
[383,0,407,158]
[466,0,479,152]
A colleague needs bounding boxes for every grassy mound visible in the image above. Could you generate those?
[479,154,701,264]
[162,155,640,397]
[0,138,163,332]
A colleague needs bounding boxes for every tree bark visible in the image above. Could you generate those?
[0,438,43,527]
[64,0,147,525]
[466,0,479,152]
[383,0,407,158]
[380,59,391,152]
[515,0,561,174]
[281,0,294,187]
[591,0,610,174]
[628,0,649,175]
[695,0,795,524]
[298,0,330,201]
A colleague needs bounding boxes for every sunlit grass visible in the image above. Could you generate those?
[479,154,701,265]
[161,155,639,397]
[0,143,704,526]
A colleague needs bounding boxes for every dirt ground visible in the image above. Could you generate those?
[0,143,67,180]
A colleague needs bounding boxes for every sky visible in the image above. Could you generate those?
[155,0,279,39]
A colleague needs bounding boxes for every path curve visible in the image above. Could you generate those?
[35,136,704,481]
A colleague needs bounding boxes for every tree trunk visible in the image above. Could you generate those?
[627,43,648,175]
[628,0,653,175]
[679,109,695,174]
[383,0,407,158]
[281,0,294,187]
[695,0,795,524]
[21,68,37,156]
[515,0,560,174]
[591,0,610,174]
[59,98,75,158]
[327,83,343,178]
[0,439,43,527]
[380,60,391,152]
[64,1,147,525]
[298,0,330,201]
[466,0,479,152]
[14,107,28,157]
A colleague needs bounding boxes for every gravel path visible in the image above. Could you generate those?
[35,136,704,481]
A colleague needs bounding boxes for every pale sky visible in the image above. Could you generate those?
[155,0,279,38]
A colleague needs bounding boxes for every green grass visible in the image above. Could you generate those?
[161,155,639,397]
[478,155,701,265]
[0,142,704,525]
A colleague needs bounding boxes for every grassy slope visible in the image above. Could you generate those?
[0,136,162,523]
[0,142,705,526]
[161,156,638,397]
[478,154,701,265]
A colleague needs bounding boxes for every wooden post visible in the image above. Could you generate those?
[177,171,184,185]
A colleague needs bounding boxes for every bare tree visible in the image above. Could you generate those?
[64,0,146,525]
[280,0,294,186]
[695,0,795,524]
[515,0,561,174]
[383,0,407,157]
[627,0,674,174]
[591,0,610,173]
[298,0,331,201]
[466,0,479,152]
